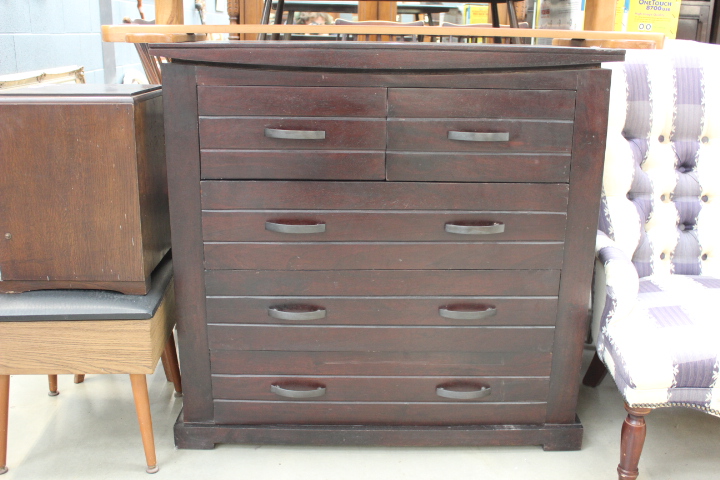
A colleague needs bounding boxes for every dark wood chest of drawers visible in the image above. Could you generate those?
[152,42,623,450]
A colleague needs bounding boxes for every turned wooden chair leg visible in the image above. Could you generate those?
[618,404,652,480]
[160,333,182,397]
[129,374,158,474]
[47,375,59,396]
[74,374,85,384]
[0,375,9,475]
[583,351,609,387]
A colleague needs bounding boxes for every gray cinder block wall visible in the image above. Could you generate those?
[0,0,228,84]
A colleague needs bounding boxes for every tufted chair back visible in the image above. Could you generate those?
[599,41,720,280]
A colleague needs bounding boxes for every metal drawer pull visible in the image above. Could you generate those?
[268,305,327,321]
[265,221,326,234]
[436,385,492,400]
[438,305,497,320]
[271,384,327,399]
[265,128,326,140]
[447,131,510,142]
[445,222,505,235]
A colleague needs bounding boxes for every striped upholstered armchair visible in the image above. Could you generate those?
[587,40,720,480]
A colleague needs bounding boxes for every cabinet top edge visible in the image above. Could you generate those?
[150,41,625,70]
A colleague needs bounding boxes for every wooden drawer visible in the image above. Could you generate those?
[201,181,570,212]
[200,150,385,180]
[205,296,559,326]
[198,86,387,117]
[387,119,574,153]
[202,211,567,242]
[385,153,571,183]
[214,400,547,426]
[388,88,576,119]
[204,242,564,270]
[199,117,385,150]
[206,325,554,353]
[212,375,550,402]
[210,350,553,377]
[205,270,561,296]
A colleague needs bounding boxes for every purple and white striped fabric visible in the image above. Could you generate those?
[594,41,720,415]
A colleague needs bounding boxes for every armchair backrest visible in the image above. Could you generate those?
[600,41,720,278]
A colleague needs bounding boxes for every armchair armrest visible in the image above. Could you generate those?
[592,231,640,341]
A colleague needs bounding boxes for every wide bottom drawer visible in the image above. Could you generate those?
[212,375,550,402]
[214,400,547,426]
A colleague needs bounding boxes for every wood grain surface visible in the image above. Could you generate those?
[0,281,175,374]
[198,86,387,117]
[203,242,565,270]
[212,375,550,402]
[201,211,567,241]
[205,296,559,326]
[205,269,561,296]
[200,181,570,212]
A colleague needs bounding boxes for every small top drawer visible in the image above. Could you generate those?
[198,86,387,117]
[388,88,576,120]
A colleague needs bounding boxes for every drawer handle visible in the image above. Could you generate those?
[445,222,505,235]
[438,305,497,320]
[268,305,327,321]
[436,385,492,400]
[447,131,510,142]
[266,221,326,234]
[271,384,327,399]
[265,128,326,140]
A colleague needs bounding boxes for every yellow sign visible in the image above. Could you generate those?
[615,0,681,38]
[463,4,491,24]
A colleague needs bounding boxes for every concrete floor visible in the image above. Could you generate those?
[3,350,720,480]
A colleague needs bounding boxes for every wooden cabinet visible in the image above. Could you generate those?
[0,85,171,295]
[151,42,623,450]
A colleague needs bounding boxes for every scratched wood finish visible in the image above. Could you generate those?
[199,117,386,150]
[201,150,386,180]
[205,269,561,296]
[210,350,553,377]
[208,325,554,353]
[388,89,577,119]
[0,88,170,294]
[198,86,387,117]
[201,181,570,212]
[202,211,566,242]
[204,242,564,270]
[212,375,551,402]
[385,153,571,183]
[205,296,559,326]
[387,119,574,153]
[214,401,548,426]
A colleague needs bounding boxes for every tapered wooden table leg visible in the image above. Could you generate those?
[47,375,59,396]
[160,334,182,397]
[618,404,652,480]
[74,375,85,384]
[129,374,158,474]
[0,375,9,475]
